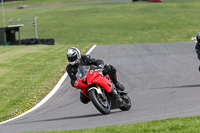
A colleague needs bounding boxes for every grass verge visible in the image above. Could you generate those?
[24,116,200,133]
[0,1,200,45]
[0,44,92,122]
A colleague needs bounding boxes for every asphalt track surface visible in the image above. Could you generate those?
[5,0,189,10]
[1,42,200,133]
[5,0,132,10]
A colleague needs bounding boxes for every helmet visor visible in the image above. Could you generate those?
[67,54,78,63]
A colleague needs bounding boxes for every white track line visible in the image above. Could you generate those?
[0,44,97,125]
[86,44,96,55]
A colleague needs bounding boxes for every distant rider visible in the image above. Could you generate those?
[66,47,125,104]
[195,32,200,71]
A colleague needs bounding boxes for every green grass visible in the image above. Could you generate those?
[25,116,200,133]
[1,1,200,45]
[0,0,200,132]
[0,44,92,121]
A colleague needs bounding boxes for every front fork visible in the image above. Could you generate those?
[81,84,104,99]
[87,84,107,100]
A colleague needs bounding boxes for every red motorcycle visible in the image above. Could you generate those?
[74,65,131,114]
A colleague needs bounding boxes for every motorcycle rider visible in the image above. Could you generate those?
[195,32,200,71]
[66,47,125,104]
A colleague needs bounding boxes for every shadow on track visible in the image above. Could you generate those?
[6,111,122,126]
[151,84,200,90]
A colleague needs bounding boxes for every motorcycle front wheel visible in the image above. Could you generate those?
[88,89,111,115]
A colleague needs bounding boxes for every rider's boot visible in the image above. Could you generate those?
[109,71,125,91]
[111,76,125,91]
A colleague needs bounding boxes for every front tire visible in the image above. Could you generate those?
[88,89,110,114]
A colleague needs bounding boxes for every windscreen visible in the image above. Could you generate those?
[76,66,90,79]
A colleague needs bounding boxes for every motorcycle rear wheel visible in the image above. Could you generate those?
[120,94,131,111]
[88,89,111,115]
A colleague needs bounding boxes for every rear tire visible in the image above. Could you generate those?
[88,89,110,114]
[120,94,131,111]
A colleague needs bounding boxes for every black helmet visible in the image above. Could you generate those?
[196,32,200,43]
[66,47,81,65]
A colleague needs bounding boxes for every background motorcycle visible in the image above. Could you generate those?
[74,65,131,114]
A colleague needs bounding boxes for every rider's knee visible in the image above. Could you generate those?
[104,64,116,73]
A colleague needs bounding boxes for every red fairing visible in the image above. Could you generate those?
[95,76,113,92]
[74,69,113,99]
[74,78,87,89]
[74,78,90,98]
[86,70,98,84]
[87,70,112,93]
